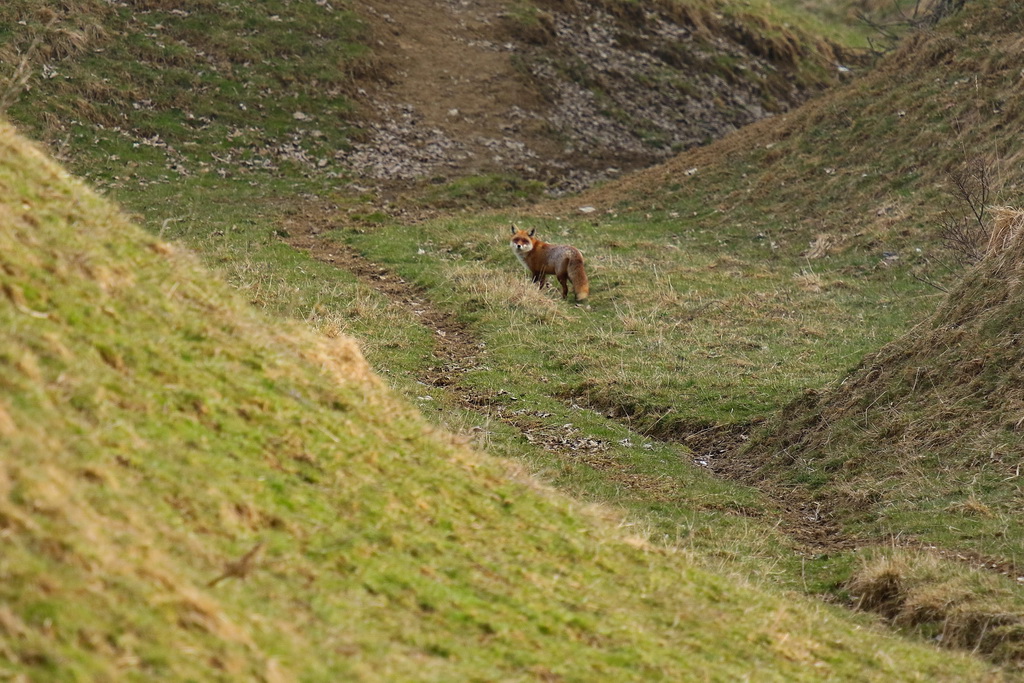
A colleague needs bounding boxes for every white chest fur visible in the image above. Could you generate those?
[512,243,533,272]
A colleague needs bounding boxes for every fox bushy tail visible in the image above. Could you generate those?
[569,255,589,303]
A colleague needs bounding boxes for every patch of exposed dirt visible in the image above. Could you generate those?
[347,0,560,185]
[283,212,482,387]
[345,0,841,197]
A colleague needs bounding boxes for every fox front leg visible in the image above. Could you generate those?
[533,272,548,289]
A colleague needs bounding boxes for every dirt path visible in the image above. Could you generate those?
[349,0,558,183]
[283,213,481,389]
[346,0,822,195]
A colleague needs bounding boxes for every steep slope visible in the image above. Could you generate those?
[736,207,1024,661]
[742,206,1024,564]
[0,121,996,680]
[0,0,375,188]
[566,0,1024,255]
[348,0,850,193]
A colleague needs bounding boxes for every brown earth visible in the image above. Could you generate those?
[348,0,563,184]
[345,0,841,197]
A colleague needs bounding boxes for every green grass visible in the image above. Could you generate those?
[597,0,875,51]
[422,174,548,210]
[123,182,854,602]
[1,0,372,191]
[742,207,1024,567]
[346,213,937,436]
[327,209,960,629]
[0,120,1001,681]
[7,0,1024,672]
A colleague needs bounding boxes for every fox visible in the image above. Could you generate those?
[509,224,590,304]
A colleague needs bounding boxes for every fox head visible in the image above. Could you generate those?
[509,224,536,254]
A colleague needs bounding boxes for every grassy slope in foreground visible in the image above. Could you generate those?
[0,125,999,680]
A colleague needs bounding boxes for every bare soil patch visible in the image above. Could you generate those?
[346,0,839,197]
[349,0,562,187]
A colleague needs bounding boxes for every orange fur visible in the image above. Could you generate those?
[509,225,590,303]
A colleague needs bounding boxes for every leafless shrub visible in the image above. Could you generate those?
[939,158,996,268]
[857,0,967,56]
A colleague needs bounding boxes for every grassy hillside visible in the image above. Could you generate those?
[520,0,1024,659]
[0,0,861,197]
[324,0,1024,665]
[0,121,1000,679]
[739,207,1024,658]
[7,0,1024,673]
[0,0,373,184]
[573,0,1024,255]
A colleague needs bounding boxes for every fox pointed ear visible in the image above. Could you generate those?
[528,228,535,237]
[510,224,518,234]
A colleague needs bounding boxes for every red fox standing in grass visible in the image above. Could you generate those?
[509,224,590,304]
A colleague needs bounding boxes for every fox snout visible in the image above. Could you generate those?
[510,224,536,253]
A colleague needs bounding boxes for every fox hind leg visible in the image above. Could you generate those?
[557,273,569,299]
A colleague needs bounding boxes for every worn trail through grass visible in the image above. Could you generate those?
[288,215,1024,595]
[284,217,865,558]
[284,217,483,388]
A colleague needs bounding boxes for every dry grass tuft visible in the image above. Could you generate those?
[946,495,995,518]
[850,550,1024,662]
[0,404,17,438]
[0,7,110,114]
[802,233,834,259]
[449,263,574,323]
[289,329,380,389]
[793,270,825,292]
[850,554,922,619]
[984,206,1024,260]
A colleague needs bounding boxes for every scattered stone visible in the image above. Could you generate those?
[345,0,823,195]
